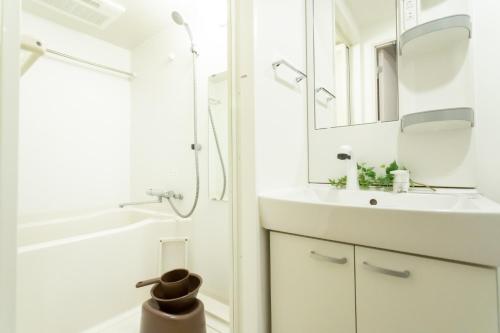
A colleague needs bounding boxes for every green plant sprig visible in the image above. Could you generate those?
[329,161,406,190]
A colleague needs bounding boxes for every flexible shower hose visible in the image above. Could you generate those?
[166,50,200,218]
[208,105,227,200]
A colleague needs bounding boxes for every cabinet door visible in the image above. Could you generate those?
[270,232,355,333]
[356,246,499,333]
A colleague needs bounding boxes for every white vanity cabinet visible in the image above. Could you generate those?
[270,232,499,333]
[356,246,499,333]
[270,232,356,333]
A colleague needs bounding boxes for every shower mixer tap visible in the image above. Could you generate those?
[146,189,184,200]
[168,191,184,200]
[118,189,184,209]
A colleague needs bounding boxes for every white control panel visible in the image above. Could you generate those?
[403,0,419,30]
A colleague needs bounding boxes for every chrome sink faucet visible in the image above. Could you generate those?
[337,145,359,191]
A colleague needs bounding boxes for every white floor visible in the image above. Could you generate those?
[83,294,230,333]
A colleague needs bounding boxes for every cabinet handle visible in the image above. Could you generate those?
[310,250,348,264]
[363,261,410,278]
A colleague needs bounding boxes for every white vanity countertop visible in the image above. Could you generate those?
[259,185,500,267]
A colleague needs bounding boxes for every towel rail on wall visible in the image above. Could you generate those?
[315,87,336,102]
[45,48,135,78]
[20,35,135,78]
[272,59,307,83]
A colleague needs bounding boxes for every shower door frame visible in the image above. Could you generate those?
[0,0,20,332]
[228,0,240,331]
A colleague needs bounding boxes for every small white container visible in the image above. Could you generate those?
[391,170,410,193]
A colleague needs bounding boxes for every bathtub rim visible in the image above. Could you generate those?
[18,209,189,253]
[18,207,178,229]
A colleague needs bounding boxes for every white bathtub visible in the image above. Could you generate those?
[17,208,189,333]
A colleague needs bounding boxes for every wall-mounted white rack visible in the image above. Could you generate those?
[401,107,474,133]
[272,59,307,83]
[20,35,135,78]
[400,14,472,55]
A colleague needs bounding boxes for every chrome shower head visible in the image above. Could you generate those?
[171,11,195,52]
[171,11,185,26]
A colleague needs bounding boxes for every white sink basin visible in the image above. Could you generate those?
[269,186,500,212]
[259,186,500,266]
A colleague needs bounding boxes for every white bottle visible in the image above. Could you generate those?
[391,170,410,193]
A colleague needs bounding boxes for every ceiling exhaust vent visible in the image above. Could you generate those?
[32,0,126,29]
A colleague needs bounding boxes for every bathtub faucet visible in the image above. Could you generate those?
[118,189,184,209]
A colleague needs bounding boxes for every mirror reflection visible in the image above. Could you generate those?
[310,0,399,128]
[208,71,229,201]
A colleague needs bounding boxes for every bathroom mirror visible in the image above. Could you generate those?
[307,0,399,129]
[208,71,229,201]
